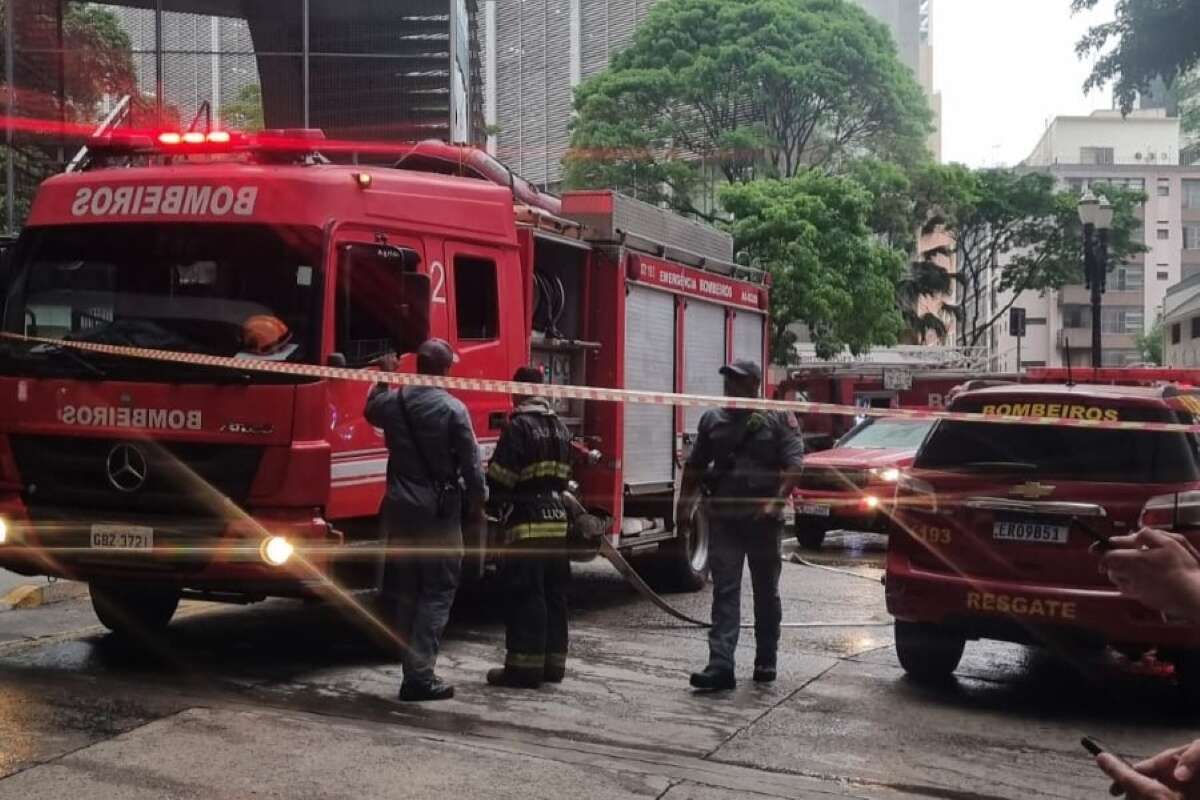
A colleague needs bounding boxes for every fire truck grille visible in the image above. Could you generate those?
[799,466,869,491]
[10,436,263,518]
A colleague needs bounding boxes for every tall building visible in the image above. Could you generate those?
[482,0,941,189]
[986,110,1200,370]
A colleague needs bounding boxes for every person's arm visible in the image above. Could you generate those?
[363,354,398,428]
[485,420,524,515]
[675,415,715,536]
[450,404,487,523]
[756,414,804,518]
[1100,528,1200,621]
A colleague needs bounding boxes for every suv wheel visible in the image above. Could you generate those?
[894,620,965,683]
[795,521,828,551]
[90,582,180,638]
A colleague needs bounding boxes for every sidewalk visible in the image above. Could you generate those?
[0,568,31,598]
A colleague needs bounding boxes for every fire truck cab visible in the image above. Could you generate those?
[0,132,769,635]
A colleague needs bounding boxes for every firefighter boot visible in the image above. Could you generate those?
[544,653,567,683]
[487,654,544,689]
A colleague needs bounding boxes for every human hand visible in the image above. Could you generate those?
[376,353,399,373]
[1096,739,1200,799]
[1100,528,1200,621]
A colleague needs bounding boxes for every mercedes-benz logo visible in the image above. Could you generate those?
[106,443,148,493]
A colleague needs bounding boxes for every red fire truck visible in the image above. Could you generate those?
[0,131,769,634]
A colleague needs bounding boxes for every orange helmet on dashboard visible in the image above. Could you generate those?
[242,315,291,355]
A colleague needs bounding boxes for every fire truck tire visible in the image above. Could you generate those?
[636,510,710,593]
[795,522,828,551]
[894,620,965,683]
[89,583,180,637]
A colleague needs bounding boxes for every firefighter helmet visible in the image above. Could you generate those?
[242,315,292,355]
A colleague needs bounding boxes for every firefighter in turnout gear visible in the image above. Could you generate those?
[486,366,575,689]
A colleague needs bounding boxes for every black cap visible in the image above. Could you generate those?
[416,338,457,371]
[719,359,762,383]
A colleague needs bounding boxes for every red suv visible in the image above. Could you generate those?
[887,383,1200,698]
[792,417,933,549]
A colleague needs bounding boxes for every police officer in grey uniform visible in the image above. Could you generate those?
[674,360,805,690]
[366,339,487,702]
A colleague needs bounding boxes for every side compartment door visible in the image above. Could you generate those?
[623,285,676,490]
[682,299,727,435]
[731,309,766,378]
[445,241,517,450]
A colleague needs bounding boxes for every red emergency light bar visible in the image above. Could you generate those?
[156,129,240,149]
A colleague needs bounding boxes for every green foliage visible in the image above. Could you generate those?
[222,84,265,132]
[62,3,138,120]
[1074,0,1200,115]
[565,0,932,215]
[954,170,1148,347]
[1136,315,1165,365]
[721,172,906,361]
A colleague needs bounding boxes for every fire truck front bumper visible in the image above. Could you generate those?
[885,549,1200,650]
[0,499,337,594]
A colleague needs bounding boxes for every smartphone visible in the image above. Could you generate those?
[1074,520,1114,552]
[1082,736,1133,767]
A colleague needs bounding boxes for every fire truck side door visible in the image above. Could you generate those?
[444,241,516,444]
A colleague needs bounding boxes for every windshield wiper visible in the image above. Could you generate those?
[39,344,108,379]
[958,461,1038,472]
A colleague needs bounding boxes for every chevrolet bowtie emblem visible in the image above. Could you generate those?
[1010,482,1055,500]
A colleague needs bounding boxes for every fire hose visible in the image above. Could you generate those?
[598,538,890,629]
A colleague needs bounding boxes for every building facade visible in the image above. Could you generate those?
[482,0,941,189]
[985,111,1200,371]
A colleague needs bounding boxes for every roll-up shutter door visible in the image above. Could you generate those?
[683,300,726,433]
[732,311,765,373]
[623,285,676,487]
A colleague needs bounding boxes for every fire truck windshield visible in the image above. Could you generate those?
[1,223,323,382]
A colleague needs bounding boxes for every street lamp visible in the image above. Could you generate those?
[1078,190,1113,369]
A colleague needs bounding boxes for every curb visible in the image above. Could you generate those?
[0,580,88,611]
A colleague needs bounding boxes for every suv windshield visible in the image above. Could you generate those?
[917,401,1200,483]
[839,418,933,450]
[1,224,322,382]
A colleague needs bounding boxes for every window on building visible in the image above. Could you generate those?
[1159,271,1172,281]
[1185,223,1200,251]
[1174,323,1184,344]
[1184,180,1200,210]
[1158,183,1172,197]
[1192,317,1200,339]
[454,255,499,340]
[1116,264,1144,291]
[1063,305,1088,328]
[1081,147,1115,165]
[1159,228,1172,241]
[1026,317,1047,326]
[1020,361,1047,368]
[1096,306,1143,334]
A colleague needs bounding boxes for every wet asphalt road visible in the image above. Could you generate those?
[0,532,1197,799]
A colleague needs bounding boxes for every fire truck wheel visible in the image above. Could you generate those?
[795,522,828,551]
[638,509,710,593]
[89,582,180,638]
[894,620,965,683]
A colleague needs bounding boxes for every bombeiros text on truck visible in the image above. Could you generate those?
[0,125,770,635]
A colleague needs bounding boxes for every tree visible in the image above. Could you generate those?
[1136,315,1165,365]
[61,3,138,121]
[954,171,1147,349]
[222,84,265,132]
[721,172,906,361]
[565,0,932,217]
[1074,0,1200,115]
[896,244,960,345]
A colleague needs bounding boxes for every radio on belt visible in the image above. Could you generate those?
[0,132,771,635]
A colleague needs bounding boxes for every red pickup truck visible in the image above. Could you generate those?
[792,416,934,549]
